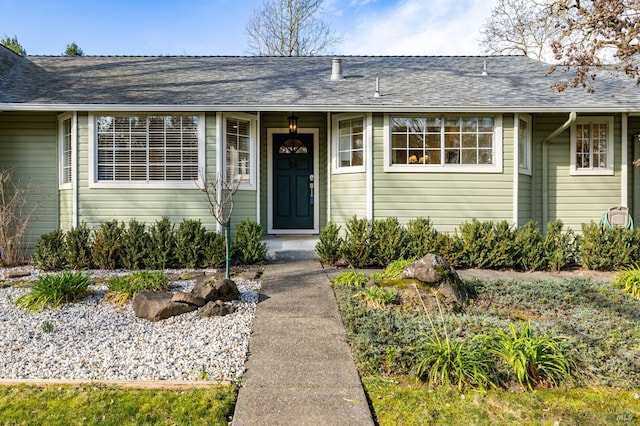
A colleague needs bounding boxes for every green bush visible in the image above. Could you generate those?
[91,220,124,270]
[483,322,572,391]
[371,217,407,267]
[370,258,415,281]
[543,220,577,271]
[579,222,636,270]
[65,222,93,269]
[458,219,515,269]
[613,264,640,300]
[146,217,176,270]
[406,217,448,259]
[333,269,368,287]
[415,334,495,391]
[175,219,207,268]
[32,230,66,271]
[121,219,150,270]
[203,230,226,269]
[315,222,343,265]
[513,221,547,271]
[104,271,170,305]
[232,220,267,264]
[341,216,374,268]
[15,271,92,311]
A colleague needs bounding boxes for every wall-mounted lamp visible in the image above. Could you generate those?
[288,114,298,134]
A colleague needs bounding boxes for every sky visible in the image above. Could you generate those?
[0,0,499,56]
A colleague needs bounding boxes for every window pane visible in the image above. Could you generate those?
[96,114,199,182]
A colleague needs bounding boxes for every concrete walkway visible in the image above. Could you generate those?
[232,260,374,426]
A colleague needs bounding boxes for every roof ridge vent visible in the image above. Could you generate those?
[330,58,343,81]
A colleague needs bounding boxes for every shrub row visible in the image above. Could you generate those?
[33,218,267,271]
[317,216,640,271]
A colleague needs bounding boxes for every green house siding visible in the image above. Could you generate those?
[0,112,58,251]
[518,174,533,226]
[371,113,515,233]
[330,173,367,226]
[59,189,73,231]
[629,116,640,224]
[75,112,220,230]
[532,114,623,232]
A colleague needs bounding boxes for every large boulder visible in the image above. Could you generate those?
[400,254,468,310]
[132,290,199,321]
[191,277,240,302]
[171,291,206,307]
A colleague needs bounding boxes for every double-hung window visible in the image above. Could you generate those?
[517,114,532,175]
[570,116,614,175]
[332,113,368,173]
[90,113,204,187]
[223,113,257,189]
[384,114,502,172]
[58,112,75,189]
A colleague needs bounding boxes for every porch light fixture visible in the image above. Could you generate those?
[288,114,298,134]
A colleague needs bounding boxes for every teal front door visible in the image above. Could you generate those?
[273,133,314,229]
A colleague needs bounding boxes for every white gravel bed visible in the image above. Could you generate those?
[0,270,260,383]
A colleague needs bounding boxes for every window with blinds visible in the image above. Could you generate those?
[61,117,72,185]
[96,114,199,182]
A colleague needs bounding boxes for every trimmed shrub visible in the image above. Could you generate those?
[175,219,207,268]
[146,217,176,270]
[32,230,66,271]
[405,217,441,259]
[513,221,546,271]
[232,220,267,264]
[315,221,343,265]
[579,222,636,270]
[15,270,91,311]
[341,216,374,268]
[371,217,407,267]
[543,220,577,271]
[91,220,124,270]
[458,219,516,269]
[65,222,93,269]
[121,219,150,270]
[203,230,226,269]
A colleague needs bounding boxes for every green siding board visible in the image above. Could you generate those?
[0,112,59,251]
[330,173,366,227]
[370,113,514,232]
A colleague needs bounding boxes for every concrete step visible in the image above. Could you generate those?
[262,235,319,260]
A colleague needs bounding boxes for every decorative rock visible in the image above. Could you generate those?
[191,278,240,302]
[197,300,235,318]
[401,254,468,310]
[132,290,199,321]
[171,291,206,307]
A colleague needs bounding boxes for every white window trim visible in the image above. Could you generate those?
[88,112,205,189]
[222,112,258,191]
[331,113,370,174]
[570,116,615,176]
[383,114,503,173]
[58,112,76,190]
[516,114,532,176]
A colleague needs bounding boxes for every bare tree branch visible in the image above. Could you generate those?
[246,0,342,56]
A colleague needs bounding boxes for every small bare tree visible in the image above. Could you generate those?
[246,0,342,56]
[0,168,39,266]
[198,172,241,278]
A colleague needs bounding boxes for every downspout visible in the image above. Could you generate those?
[542,111,577,232]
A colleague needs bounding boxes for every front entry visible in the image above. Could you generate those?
[273,133,314,229]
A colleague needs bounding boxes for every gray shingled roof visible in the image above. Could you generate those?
[0,46,638,112]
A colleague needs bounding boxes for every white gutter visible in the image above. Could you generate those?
[542,112,577,232]
[2,103,640,114]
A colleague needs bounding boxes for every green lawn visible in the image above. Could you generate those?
[0,384,236,425]
[364,376,640,425]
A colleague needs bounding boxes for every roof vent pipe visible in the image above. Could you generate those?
[330,58,343,81]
